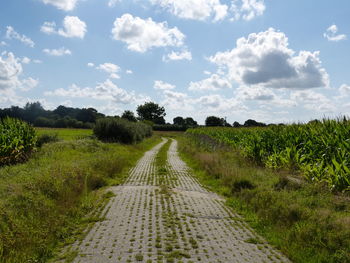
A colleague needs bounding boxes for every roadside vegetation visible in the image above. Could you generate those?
[0,121,160,262]
[188,118,350,191]
[0,117,37,166]
[179,130,350,263]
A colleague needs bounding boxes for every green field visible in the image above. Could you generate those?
[187,119,350,191]
[35,127,93,141]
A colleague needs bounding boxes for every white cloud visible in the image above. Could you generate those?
[163,50,192,61]
[33,59,42,64]
[21,77,39,91]
[291,90,335,112]
[108,0,120,7]
[96,63,121,79]
[41,16,87,39]
[41,0,79,11]
[126,69,133,74]
[87,62,95,67]
[324,25,346,42]
[0,52,22,90]
[189,74,231,91]
[231,0,266,21]
[45,79,147,104]
[209,28,329,89]
[0,52,38,92]
[43,47,72,56]
[150,0,228,22]
[0,41,7,46]
[22,57,31,64]
[5,26,35,47]
[154,80,175,90]
[339,84,350,96]
[111,14,185,52]
[236,86,275,101]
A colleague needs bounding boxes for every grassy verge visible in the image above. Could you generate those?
[178,134,350,263]
[35,128,93,141]
[0,136,161,263]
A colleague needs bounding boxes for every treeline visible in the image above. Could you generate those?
[0,102,104,129]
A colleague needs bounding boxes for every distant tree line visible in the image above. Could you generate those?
[0,101,276,130]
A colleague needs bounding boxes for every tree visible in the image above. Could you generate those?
[122,110,137,122]
[244,119,266,127]
[173,116,185,126]
[76,108,98,123]
[184,117,198,127]
[137,102,166,124]
[205,116,225,127]
[233,121,241,128]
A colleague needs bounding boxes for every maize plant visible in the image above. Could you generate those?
[0,117,37,166]
[187,118,350,191]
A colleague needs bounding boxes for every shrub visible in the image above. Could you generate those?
[93,117,152,144]
[0,117,37,166]
[36,133,59,147]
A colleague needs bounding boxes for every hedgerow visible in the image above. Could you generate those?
[93,118,152,144]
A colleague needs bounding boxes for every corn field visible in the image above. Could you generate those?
[187,118,350,191]
[0,117,37,166]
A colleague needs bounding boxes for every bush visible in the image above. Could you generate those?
[93,118,152,144]
[0,117,37,166]
[36,133,59,147]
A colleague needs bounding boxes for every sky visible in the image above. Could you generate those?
[0,0,350,124]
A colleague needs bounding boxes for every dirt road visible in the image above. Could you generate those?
[71,139,290,262]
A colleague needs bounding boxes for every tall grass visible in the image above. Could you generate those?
[0,136,160,262]
[93,118,152,144]
[187,118,350,191]
[0,117,36,166]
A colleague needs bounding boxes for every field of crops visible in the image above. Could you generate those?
[187,118,350,191]
[35,127,93,141]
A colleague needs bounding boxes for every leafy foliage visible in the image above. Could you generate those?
[93,117,152,144]
[205,116,225,127]
[188,118,350,191]
[0,117,37,166]
[136,102,166,124]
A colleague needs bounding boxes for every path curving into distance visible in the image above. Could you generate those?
[71,138,291,263]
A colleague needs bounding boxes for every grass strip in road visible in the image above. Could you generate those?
[0,136,161,263]
[177,134,350,263]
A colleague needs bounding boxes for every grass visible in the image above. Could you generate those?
[178,134,350,263]
[0,135,161,262]
[35,127,93,141]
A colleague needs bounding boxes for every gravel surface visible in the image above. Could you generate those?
[71,138,291,263]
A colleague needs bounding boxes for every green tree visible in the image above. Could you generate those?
[122,110,137,122]
[173,116,185,126]
[136,102,166,124]
[205,116,225,127]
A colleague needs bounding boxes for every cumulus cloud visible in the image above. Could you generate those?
[22,57,31,64]
[231,0,265,21]
[189,74,231,91]
[163,50,192,61]
[5,26,35,47]
[41,0,79,11]
[291,90,335,112]
[126,69,133,74]
[209,28,329,89]
[150,0,228,22]
[45,79,147,104]
[41,16,87,39]
[87,62,94,67]
[43,47,72,56]
[0,52,38,91]
[96,63,121,79]
[0,41,7,46]
[111,14,185,52]
[324,25,346,42]
[108,0,120,7]
[154,80,176,90]
[236,86,275,101]
[339,84,350,96]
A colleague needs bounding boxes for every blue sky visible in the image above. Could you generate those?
[0,0,349,124]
